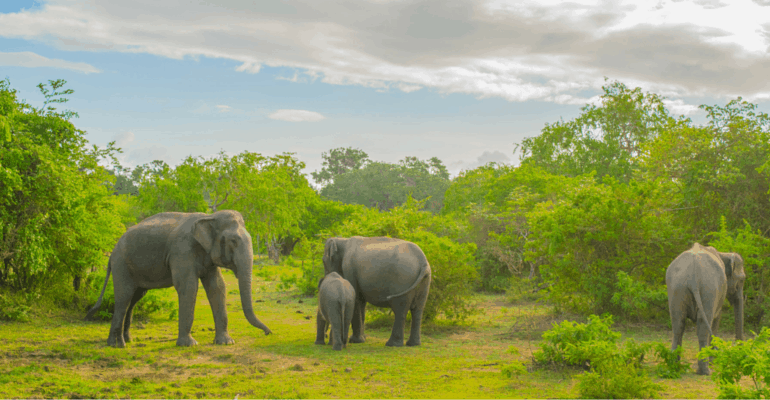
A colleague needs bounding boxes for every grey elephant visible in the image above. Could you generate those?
[319,236,431,347]
[86,210,272,347]
[666,243,745,375]
[315,272,355,350]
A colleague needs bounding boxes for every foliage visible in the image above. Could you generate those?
[698,327,770,399]
[525,174,686,315]
[325,197,478,322]
[576,358,663,399]
[321,156,450,213]
[533,313,621,368]
[709,217,770,330]
[310,146,370,187]
[611,271,669,322]
[0,292,31,322]
[653,343,689,379]
[501,346,527,378]
[0,78,125,293]
[517,78,679,183]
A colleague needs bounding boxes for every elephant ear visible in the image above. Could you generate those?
[194,217,222,263]
[719,253,736,278]
[317,276,325,292]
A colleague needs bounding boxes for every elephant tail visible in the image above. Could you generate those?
[386,262,431,301]
[84,261,112,321]
[692,284,713,340]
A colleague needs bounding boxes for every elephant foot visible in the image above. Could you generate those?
[314,340,326,345]
[176,335,198,347]
[385,338,404,347]
[406,338,421,346]
[123,333,131,343]
[108,335,126,348]
[696,367,711,376]
[214,333,235,345]
[332,344,343,351]
[349,335,365,344]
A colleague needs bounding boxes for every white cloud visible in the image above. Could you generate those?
[0,0,768,105]
[0,51,100,73]
[216,105,232,113]
[111,131,135,148]
[268,109,326,122]
[663,99,702,116]
[460,150,512,171]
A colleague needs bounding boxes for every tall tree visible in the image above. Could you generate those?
[310,147,370,186]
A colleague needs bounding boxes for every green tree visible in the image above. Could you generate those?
[321,156,451,213]
[0,78,124,295]
[310,146,370,186]
[517,79,680,182]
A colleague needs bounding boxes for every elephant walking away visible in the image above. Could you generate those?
[315,272,356,350]
[320,236,431,347]
[666,243,745,375]
[86,210,272,347]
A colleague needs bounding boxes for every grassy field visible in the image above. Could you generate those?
[0,264,735,399]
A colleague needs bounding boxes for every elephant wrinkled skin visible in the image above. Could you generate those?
[85,210,272,347]
[315,272,356,350]
[320,236,431,347]
[666,243,745,375]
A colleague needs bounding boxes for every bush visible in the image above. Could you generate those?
[577,358,663,399]
[533,314,621,368]
[501,346,528,378]
[85,269,176,321]
[698,327,770,399]
[654,343,689,379]
[0,292,32,321]
[611,271,669,322]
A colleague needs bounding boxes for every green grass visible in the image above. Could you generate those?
[0,266,736,399]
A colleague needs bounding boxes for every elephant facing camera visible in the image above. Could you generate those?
[85,210,272,348]
[666,243,745,375]
[315,272,355,350]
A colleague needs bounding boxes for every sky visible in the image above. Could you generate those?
[1,0,769,181]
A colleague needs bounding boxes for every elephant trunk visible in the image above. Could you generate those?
[235,250,272,335]
[734,288,744,341]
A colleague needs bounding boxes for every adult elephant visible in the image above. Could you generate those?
[319,236,431,347]
[86,210,272,348]
[666,243,745,375]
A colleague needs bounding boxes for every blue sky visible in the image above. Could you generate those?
[2,0,769,179]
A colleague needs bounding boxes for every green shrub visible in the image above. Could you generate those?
[653,343,688,378]
[533,314,621,368]
[0,292,31,321]
[85,269,176,321]
[577,358,663,399]
[501,346,528,378]
[276,237,326,296]
[698,327,770,399]
[611,271,669,322]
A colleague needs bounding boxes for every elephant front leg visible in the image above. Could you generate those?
[348,299,367,344]
[174,276,200,347]
[315,308,327,345]
[201,269,234,345]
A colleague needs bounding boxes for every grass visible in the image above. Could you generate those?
[0,265,738,399]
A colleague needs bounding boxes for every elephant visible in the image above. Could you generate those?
[319,236,431,347]
[85,210,272,347]
[666,243,745,375]
[314,272,356,350]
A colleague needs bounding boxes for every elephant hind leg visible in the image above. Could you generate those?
[123,288,148,343]
[349,299,366,344]
[406,281,430,347]
[696,314,714,375]
[386,296,409,347]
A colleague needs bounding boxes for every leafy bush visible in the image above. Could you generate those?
[0,292,31,321]
[501,346,528,378]
[611,271,669,322]
[533,314,621,368]
[698,327,770,399]
[653,343,689,379]
[577,358,663,399]
[85,269,176,321]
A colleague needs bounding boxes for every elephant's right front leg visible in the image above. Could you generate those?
[349,299,367,344]
[201,269,233,345]
[174,274,200,347]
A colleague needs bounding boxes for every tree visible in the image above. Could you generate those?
[516,79,681,182]
[0,79,124,294]
[320,156,451,213]
[310,147,370,186]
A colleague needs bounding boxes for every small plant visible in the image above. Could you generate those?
[501,346,528,378]
[653,343,688,378]
[698,327,770,399]
[533,313,621,368]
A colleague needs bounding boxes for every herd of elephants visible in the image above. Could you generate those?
[85,210,745,375]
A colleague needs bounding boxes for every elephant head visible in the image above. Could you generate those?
[322,238,343,275]
[721,252,746,340]
[194,211,271,335]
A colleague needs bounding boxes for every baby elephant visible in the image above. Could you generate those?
[315,272,355,350]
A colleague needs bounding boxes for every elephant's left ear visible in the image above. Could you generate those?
[193,218,217,252]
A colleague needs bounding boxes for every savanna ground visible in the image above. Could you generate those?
[0,263,738,399]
